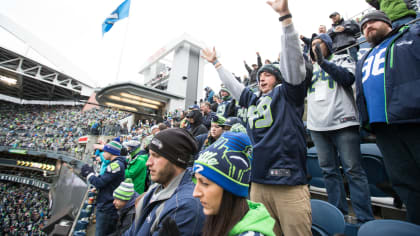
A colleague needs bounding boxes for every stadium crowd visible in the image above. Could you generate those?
[0,181,50,236]
[0,101,131,153]
[75,0,420,235]
[1,0,420,235]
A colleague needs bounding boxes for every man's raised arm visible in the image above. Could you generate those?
[268,0,305,85]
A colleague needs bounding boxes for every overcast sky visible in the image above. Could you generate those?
[0,0,371,99]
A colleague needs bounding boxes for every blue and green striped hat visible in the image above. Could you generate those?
[193,132,253,197]
[103,140,122,156]
[113,178,134,201]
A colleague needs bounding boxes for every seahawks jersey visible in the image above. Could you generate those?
[307,54,359,131]
[239,83,307,186]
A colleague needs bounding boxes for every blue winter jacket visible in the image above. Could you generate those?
[356,24,420,129]
[123,170,205,236]
[88,156,126,213]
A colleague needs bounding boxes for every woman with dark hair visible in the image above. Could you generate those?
[200,115,225,151]
[193,132,275,236]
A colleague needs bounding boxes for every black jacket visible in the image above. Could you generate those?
[327,18,360,52]
[187,110,208,137]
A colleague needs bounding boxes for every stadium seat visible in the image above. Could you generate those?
[307,146,326,189]
[360,143,402,208]
[311,199,345,236]
[358,219,420,236]
[361,155,389,197]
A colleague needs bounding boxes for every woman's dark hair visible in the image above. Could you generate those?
[202,190,249,236]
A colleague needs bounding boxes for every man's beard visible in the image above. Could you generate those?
[153,161,176,186]
[366,27,389,47]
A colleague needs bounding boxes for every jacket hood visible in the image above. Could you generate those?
[220,87,232,101]
[310,33,333,61]
[229,201,275,236]
[188,110,203,126]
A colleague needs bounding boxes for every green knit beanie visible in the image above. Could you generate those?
[113,178,134,201]
[211,115,226,126]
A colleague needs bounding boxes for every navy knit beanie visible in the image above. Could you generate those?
[193,132,253,197]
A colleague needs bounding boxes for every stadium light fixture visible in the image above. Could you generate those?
[120,92,162,106]
[109,95,160,110]
[0,75,17,85]
[105,102,138,112]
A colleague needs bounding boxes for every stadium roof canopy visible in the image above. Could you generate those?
[0,14,94,103]
[0,46,93,102]
[96,82,184,116]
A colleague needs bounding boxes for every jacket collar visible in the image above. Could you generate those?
[150,170,187,203]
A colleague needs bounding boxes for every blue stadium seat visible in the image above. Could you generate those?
[358,219,420,236]
[311,199,345,236]
[360,144,389,197]
[307,147,325,188]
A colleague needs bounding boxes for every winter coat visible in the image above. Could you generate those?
[366,0,418,21]
[88,156,126,214]
[327,18,360,52]
[123,170,205,236]
[356,24,420,129]
[229,201,276,236]
[109,192,140,236]
[125,150,148,194]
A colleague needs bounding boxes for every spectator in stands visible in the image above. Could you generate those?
[81,141,126,236]
[319,24,327,33]
[242,74,250,86]
[327,12,360,62]
[244,52,263,85]
[201,0,311,234]
[158,123,167,131]
[211,95,220,112]
[125,140,148,194]
[186,110,208,136]
[193,132,275,236]
[221,117,243,131]
[366,0,419,27]
[356,11,420,225]
[204,86,215,104]
[196,115,226,153]
[124,128,205,235]
[308,33,374,223]
[300,25,328,54]
[111,178,139,236]
[140,125,160,151]
[91,119,103,135]
[201,102,216,130]
[216,88,237,118]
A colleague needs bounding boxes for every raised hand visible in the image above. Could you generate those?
[334,26,345,32]
[201,47,217,64]
[266,0,289,15]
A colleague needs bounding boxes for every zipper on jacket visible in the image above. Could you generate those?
[383,25,410,123]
